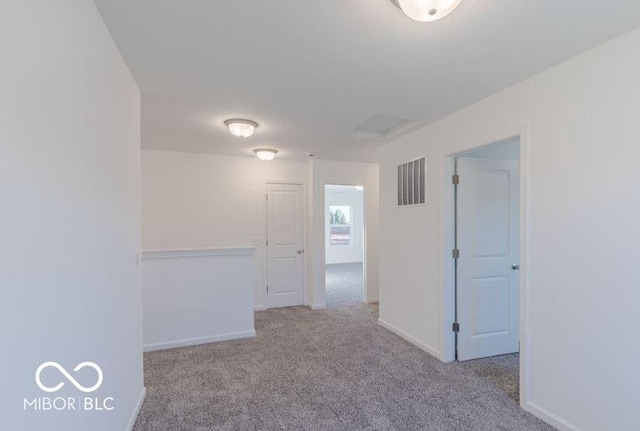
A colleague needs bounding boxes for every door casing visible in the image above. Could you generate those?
[323,183,367,304]
[440,128,530,408]
[455,157,521,361]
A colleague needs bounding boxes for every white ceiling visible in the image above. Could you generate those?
[94,0,640,162]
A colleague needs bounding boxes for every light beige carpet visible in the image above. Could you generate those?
[134,303,552,430]
[326,262,364,307]
[462,353,520,403]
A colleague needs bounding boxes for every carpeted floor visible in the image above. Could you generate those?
[134,303,552,430]
[325,263,521,404]
[325,262,364,307]
[461,353,520,403]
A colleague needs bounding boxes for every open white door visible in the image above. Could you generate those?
[456,157,520,361]
[266,183,304,308]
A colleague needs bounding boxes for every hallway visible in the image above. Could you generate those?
[326,263,364,307]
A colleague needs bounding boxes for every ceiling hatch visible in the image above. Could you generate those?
[351,115,418,141]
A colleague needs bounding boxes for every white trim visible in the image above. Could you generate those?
[127,386,146,431]
[439,153,457,363]
[320,180,370,307]
[310,303,326,310]
[263,178,307,186]
[440,127,532,406]
[518,127,532,409]
[378,318,441,359]
[524,402,581,431]
[142,246,255,260]
[254,305,267,311]
[366,297,379,304]
[143,330,256,352]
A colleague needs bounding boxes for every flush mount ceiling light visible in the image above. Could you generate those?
[391,0,463,22]
[253,148,278,161]
[224,118,259,138]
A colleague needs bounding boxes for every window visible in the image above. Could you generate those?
[329,205,352,246]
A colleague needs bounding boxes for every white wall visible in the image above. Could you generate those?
[379,28,640,431]
[142,151,380,310]
[141,248,256,351]
[462,137,520,160]
[141,150,308,310]
[325,186,364,264]
[1,1,144,430]
[309,160,379,307]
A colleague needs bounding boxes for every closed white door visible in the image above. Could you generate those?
[266,183,304,308]
[457,157,520,361]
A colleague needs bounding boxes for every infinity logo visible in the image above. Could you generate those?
[35,362,103,393]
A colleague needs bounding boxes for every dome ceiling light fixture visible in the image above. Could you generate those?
[224,118,259,138]
[253,148,278,161]
[391,0,463,22]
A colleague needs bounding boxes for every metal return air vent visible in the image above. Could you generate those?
[398,157,426,206]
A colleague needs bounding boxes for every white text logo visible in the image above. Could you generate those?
[35,361,103,393]
[24,361,114,412]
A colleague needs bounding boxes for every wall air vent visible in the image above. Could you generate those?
[398,157,426,206]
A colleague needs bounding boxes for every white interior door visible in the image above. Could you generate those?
[457,157,520,361]
[266,183,304,308]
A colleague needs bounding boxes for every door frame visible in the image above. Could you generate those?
[455,156,521,361]
[440,127,531,407]
[322,182,368,305]
[264,180,308,309]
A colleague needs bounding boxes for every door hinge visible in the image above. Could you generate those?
[266,285,269,292]
[452,249,460,259]
[266,239,269,246]
[452,322,460,332]
[452,174,460,185]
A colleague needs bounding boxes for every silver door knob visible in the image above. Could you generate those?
[511,264,520,270]
[297,249,304,254]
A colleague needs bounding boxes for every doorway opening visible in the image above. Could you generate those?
[324,184,365,308]
[451,137,522,403]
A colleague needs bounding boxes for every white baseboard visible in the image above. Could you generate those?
[378,318,440,359]
[310,303,326,310]
[366,297,379,304]
[254,305,267,311]
[143,330,256,352]
[127,386,146,431]
[524,401,580,431]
